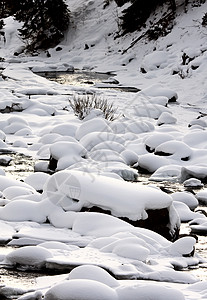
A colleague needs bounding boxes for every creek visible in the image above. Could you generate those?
[37,70,140,92]
[0,71,206,295]
[0,153,206,293]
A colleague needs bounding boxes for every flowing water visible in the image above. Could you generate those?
[37,70,140,92]
[36,70,113,87]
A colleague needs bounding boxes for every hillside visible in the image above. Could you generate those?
[1,1,207,108]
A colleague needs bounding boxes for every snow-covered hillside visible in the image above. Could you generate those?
[1,1,207,107]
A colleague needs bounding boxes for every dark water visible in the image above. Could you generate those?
[36,70,113,87]
[0,153,35,181]
[37,70,140,92]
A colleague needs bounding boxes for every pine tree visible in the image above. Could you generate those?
[120,0,168,34]
[0,1,6,34]
[14,0,70,52]
[0,19,4,31]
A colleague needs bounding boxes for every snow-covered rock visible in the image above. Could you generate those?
[44,279,118,300]
[5,245,53,268]
[48,141,87,171]
[171,191,198,210]
[43,170,179,240]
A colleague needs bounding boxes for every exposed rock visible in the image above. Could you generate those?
[82,206,179,242]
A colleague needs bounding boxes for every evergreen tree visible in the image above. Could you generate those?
[120,0,168,34]
[0,19,4,31]
[0,1,6,35]
[13,0,70,52]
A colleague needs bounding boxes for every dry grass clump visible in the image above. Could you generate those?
[69,94,118,121]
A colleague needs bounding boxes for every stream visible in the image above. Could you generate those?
[36,70,113,87]
[0,152,207,293]
[0,71,207,295]
[36,70,140,92]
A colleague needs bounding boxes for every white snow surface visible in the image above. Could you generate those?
[0,1,207,299]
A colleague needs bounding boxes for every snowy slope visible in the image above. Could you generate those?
[1,1,207,109]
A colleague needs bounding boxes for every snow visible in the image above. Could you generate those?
[24,172,50,191]
[5,245,52,268]
[116,283,185,300]
[141,50,171,72]
[173,201,204,222]
[196,189,207,205]
[157,112,177,126]
[2,186,35,200]
[49,141,87,170]
[0,0,207,299]
[171,191,199,210]
[76,117,112,140]
[68,265,119,287]
[149,164,182,182]
[44,279,119,300]
[0,199,50,222]
[43,170,174,222]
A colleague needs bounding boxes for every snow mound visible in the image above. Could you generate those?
[144,132,174,152]
[49,141,87,171]
[68,265,119,287]
[75,118,111,140]
[24,172,50,191]
[149,165,182,182]
[80,132,125,151]
[141,50,170,72]
[116,282,185,300]
[44,279,118,300]
[141,84,178,102]
[157,112,177,125]
[5,246,52,268]
[168,236,196,256]
[44,170,173,222]
[134,103,170,119]
[155,140,192,160]
[171,192,198,210]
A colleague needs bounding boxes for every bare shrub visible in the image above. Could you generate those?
[69,94,118,121]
